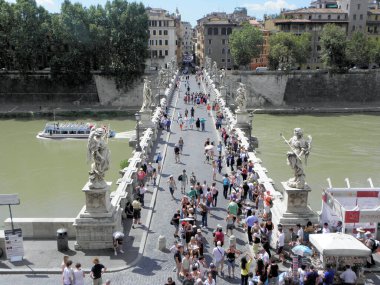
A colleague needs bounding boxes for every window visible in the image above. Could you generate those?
[353,14,356,20]
[159,40,162,45]
[309,15,312,20]
[159,30,162,35]
[208,28,212,35]
[222,58,225,62]
[159,50,162,57]
[328,15,331,20]
[222,27,226,35]
[222,39,226,45]
[208,39,212,44]
[159,21,162,27]
[164,30,168,35]
[227,27,232,35]
[318,15,321,19]
[352,25,356,31]
[360,14,363,20]
[153,30,156,35]
[214,27,218,35]
[222,48,225,54]
[165,40,168,45]
[165,50,168,56]
[337,15,340,20]
[357,4,360,10]
[227,58,231,62]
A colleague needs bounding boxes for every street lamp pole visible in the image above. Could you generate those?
[135,112,142,152]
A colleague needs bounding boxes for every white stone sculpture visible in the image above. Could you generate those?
[87,127,110,189]
[219,68,226,86]
[141,78,152,111]
[235,83,247,113]
[158,68,167,89]
[212,61,218,77]
[205,57,211,72]
[283,128,312,189]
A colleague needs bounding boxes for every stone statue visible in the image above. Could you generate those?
[235,83,247,113]
[212,61,218,77]
[171,57,176,72]
[219,68,226,86]
[282,128,312,189]
[205,57,211,72]
[167,61,172,77]
[158,68,166,89]
[87,127,110,189]
[141,78,152,111]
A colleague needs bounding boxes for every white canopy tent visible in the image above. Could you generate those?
[309,233,371,257]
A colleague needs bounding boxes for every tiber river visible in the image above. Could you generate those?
[0,114,379,228]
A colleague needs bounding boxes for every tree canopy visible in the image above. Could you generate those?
[320,24,347,70]
[268,32,311,70]
[229,23,263,68]
[0,0,149,85]
[346,32,371,68]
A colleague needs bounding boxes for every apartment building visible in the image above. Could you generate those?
[146,8,181,70]
[181,22,193,54]
[195,8,252,69]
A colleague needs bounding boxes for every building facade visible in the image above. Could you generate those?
[181,22,193,54]
[195,8,252,69]
[146,8,181,70]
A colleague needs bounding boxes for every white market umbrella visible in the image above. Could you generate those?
[309,233,371,257]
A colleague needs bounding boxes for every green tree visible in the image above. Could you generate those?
[10,0,51,72]
[268,32,310,70]
[320,24,347,70]
[346,32,371,68]
[0,0,14,69]
[229,23,263,68]
[369,38,380,66]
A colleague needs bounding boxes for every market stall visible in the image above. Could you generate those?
[321,187,380,238]
[310,233,371,284]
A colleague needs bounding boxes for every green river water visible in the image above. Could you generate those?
[0,114,379,228]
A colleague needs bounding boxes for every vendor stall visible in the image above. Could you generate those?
[310,233,371,284]
[321,186,380,238]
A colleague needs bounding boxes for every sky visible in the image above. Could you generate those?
[6,0,311,26]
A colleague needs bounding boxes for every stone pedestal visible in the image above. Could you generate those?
[235,111,250,129]
[74,181,123,250]
[139,110,154,129]
[271,182,318,247]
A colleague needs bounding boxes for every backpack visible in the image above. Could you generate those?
[207,192,213,203]
[178,175,183,181]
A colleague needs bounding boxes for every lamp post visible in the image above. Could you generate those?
[247,112,254,151]
[135,112,142,152]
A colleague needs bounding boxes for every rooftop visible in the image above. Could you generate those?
[284,8,346,14]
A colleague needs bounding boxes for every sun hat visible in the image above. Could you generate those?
[365,231,372,236]
[356,227,365,233]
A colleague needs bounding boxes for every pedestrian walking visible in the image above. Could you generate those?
[195,118,200,131]
[212,241,225,276]
[240,253,253,285]
[211,182,218,207]
[180,169,188,193]
[90,258,106,285]
[132,197,142,229]
[174,144,181,163]
[200,117,206,131]
[112,231,124,256]
[223,174,230,199]
[226,245,241,278]
[171,209,181,238]
[178,137,184,154]
[167,175,177,199]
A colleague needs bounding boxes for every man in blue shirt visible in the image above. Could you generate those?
[245,211,258,244]
[323,264,335,285]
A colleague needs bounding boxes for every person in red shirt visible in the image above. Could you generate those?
[213,226,225,247]
[137,168,146,184]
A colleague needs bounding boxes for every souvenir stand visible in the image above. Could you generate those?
[309,233,371,284]
[320,182,380,239]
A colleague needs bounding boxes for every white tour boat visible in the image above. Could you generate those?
[37,122,116,139]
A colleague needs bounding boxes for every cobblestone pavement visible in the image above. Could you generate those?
[1,75,380,284]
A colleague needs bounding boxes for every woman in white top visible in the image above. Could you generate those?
[62,260,73,285]
[204,271,216,285]
[73,263,85,285]
[297,264,306,285]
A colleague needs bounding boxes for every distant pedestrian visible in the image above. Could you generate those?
[164,276,176,285]
[112,232,125,256]
[167,175,177,199]
[174,144,181,163]
[180,169,189,193]
[166,118,171,132]
[178,137,184,154]
[200,118,206,131]
[90,258,106,285]
[73,263,85,285]
[195,118,200,131]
